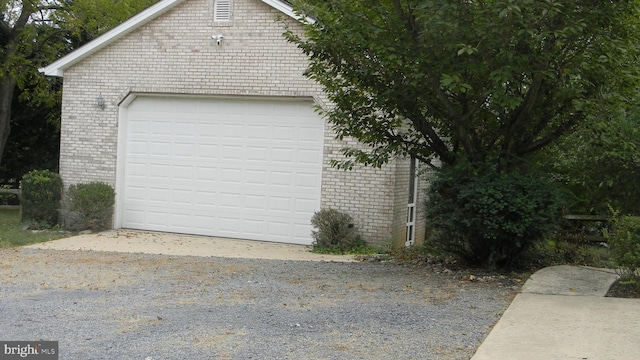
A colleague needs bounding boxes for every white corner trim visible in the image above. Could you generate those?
[39,0,187,77]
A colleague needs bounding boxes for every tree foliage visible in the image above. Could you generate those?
[286,0,640,171]
[0,0,159,172]
[53,0,160,48]
[539,106,640,215]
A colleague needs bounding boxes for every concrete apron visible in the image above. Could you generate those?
[26,229,357,262]
[472,265,640,360]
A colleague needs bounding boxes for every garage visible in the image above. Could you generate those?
[116,95,324,245]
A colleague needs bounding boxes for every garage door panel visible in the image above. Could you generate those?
[272,148,294,163]
[299,126,323,141]
[298,149,322,164]
[247,125,270,140]
[148,164,170,177]
[195,167,218,182]
[123,209,145,225]
[218,217,240,233]
[193,215,215,230]
[128,141,148,155]
[171,189,193,205]
[245,170,268,185]
[273,126,296,140]
[169,213,190,228]
[147,211,169,226]
[175,122,196,136]
[172,164,193,178]
[268,220,290,235]
[217,193,241,209]
[221,145,244,160]
[246,147,269,162]
[244,195,267,211]
[148,187,169,201]
[127,162,148,177]
[150,142,171,156]
[125,186,147,201]
[220,168,243,183]
[174,143,195,157]
[198,123,220,137]
[152,121,172,135]
[195,144,219,159]
[269,196,293,212]
[129,120,148,134]
[120,96,323,245]
[296,173,321,189]
[293,224,311,238]
[223,124,246,139]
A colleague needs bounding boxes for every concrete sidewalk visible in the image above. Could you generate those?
[472,265,640,360]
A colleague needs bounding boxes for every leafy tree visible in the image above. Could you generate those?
[53,0,160,48]
[286,1,640,266]
[0,1,62,168]
[540,107,640,215]
[286,0,640,172]
[0,0,159,170]
[0,79,61,185]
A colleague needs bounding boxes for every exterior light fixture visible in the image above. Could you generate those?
[212,34,224,45]
[97,94,105,110]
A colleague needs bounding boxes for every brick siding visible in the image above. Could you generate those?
[59,0,415,246]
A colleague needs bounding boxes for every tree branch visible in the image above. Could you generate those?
[517,113,582,156]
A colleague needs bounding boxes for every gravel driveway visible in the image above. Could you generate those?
[0,247,519,359]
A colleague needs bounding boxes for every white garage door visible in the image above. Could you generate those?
[117,96,324,245]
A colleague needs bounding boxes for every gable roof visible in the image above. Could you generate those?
[39,0,303,77]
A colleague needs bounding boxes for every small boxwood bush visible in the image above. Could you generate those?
[605,215,640,286]
[66,182,115,232]
[21,170,63,227]
[310,209,364,253]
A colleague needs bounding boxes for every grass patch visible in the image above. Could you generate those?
[0,209,71,248]
[518,239,615,270]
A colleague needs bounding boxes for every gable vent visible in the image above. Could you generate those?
[214,0,231,22]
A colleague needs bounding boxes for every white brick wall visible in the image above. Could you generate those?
[59,0,414,246]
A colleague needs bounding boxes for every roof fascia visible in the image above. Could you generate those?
[260,0,315,24]
[39,0,187,77]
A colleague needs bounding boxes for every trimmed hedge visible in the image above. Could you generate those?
[67,182,115,232]
[21,170,63,227]
[425,163,562,268]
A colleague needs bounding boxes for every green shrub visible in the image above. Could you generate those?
[425,163,563,268]
[20,170,63,227]
[605,215,640,285]
[66,182,115,231]
[310,209,364,254]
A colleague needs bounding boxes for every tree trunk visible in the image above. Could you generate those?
[0,77,16,167]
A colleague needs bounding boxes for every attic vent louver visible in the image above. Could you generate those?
[214,0,231,22]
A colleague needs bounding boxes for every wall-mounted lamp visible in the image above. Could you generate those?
[212,34,224,45]
[97,94,105,110]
